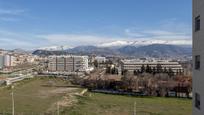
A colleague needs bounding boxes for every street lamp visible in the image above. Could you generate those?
[11,85,15,115]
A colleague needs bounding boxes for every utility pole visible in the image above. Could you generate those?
[134,101,136,115]
[57,102,59,115]
[11,86,15,115]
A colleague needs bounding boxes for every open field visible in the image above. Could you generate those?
[0,77,192,115]
[65,92,192,115]
[0,77,81,115]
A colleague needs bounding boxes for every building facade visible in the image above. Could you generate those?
[95,56,106,63]
[48,55,88,72]
[3,55,11,67]
[193,0,204,114]
[121,59,184,75]
[3,55,15,67]
[0,55,3,69]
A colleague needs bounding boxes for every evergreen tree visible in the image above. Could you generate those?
[94,60,98,68]
[111,67,116,74]
[149,66,152,73]
[168,68,174,77]
[156,64,162,73]
[141,64,145,73]
[164,67,168,73]
[134,70,137,75]
[153,67,156,75]
[146,64,151,73]
[106,65,111,73]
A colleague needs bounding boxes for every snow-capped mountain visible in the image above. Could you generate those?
[97,39,192,47]
[37,39,192,51]
[33,44,192,58]
[97,41,133,47]
[37,45,72,51]
[33,39,192,58]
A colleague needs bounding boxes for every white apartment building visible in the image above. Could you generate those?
[0,54,17,69]
[193,0,204,114]
[48,55,88,72]
[95,56,106,63]
[0,55,4,69]
[3,55,16,67]
[121,59,184,75]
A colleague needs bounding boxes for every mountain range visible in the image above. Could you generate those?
[33,40,192,58]
[97,39,192,48]
[37,40,192,50]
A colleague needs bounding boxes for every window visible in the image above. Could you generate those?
[195,55,200,70]
[195,16,201,31]
[195,93,201,110]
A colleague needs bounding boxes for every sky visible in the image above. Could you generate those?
[0,0,192,50]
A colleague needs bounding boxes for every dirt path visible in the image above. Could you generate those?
[45,87,81,114]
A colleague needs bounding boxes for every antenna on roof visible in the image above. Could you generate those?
[60,46,64,55]
[60,46,64,51]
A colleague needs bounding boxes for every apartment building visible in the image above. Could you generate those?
[0,55,16,68]
[0,55,3,69]
[48,55,88,72]
[121,59,184,75]
[3,55,16,67]
[95,56,106,63]
[193,0,204,114]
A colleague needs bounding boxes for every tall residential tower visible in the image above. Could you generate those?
[193,0,204,114]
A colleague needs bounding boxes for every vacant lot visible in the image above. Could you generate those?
[0,77,192,115]
[65,92,192,115]
[0,77,81,115]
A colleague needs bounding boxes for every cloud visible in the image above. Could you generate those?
[124,18,192,41]
[0,30,124,49]
[0,17,20,21]
[0,9,25,15]
[124,29,191,42]
[124,29,145,37]
[0,30,192,50]
[0,38,30,45]
[98,39,192,47]
[0,18,192,50]
[37,32,192,48]
[37,34,125,47]
[0,38,34,50]
[0,30,40,49]
[144,30,181,36]
[0,9,25,22]
[38,19,192,47]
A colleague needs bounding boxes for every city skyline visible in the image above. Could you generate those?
[0,0,192,49]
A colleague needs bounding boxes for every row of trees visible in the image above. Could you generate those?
[131,64,183,76]
[121,73,191,97]
[82,68,191,98]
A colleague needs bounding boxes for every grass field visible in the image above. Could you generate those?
[0,77,192,115]
[64,92,192,115]
[0,77,81,115]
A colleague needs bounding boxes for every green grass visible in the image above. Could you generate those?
[64,92,192,115]
[0,77,80,115]
[0,78,192,115]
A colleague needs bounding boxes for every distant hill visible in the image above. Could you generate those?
[118,44,192,57]
[68,46,118,55]
[33,44,192,58]
[10,49,29,54]
[32,50,66,56]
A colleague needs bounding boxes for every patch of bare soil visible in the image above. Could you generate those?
[45,87,80,113]
[50,88,78,94]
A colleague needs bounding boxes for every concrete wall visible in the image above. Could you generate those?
[193,0,204,114]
